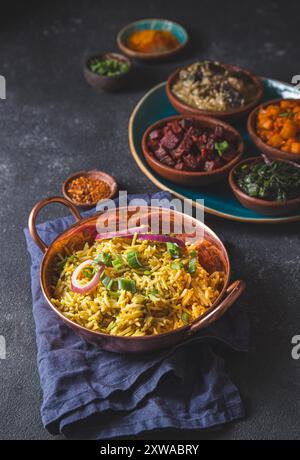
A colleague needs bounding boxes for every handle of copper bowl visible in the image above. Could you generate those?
[28,196,82,253]
[189,279,246,333]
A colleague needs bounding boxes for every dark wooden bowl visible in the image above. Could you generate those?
[229,156,300,216]
[62,170,118,209]
[141,115,244,187]
[83,52,132,92]
[247,98,300,163]
[166,62,264,121]
[116,18,188,61]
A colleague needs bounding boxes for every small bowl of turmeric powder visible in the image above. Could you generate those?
[117,19,188,60]
[62,170,118,209]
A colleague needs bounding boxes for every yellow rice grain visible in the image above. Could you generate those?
[51,237,224,336]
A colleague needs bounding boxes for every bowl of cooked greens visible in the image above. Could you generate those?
[229,156,300,216]
[84,52,132,91]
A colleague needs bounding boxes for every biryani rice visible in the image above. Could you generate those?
[51,237,224,336]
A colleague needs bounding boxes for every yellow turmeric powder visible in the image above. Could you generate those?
[127,29,180,53]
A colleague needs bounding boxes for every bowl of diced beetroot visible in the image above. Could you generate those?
[141,115,244,186]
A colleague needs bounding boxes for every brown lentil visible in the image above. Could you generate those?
[67,176,111,204]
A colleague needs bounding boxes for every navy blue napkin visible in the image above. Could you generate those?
[24,192,249,439]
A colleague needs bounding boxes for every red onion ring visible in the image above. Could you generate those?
[137,234,185,247]
[95,231,185,247]
[95,225,149,241]
[71,259,105,294]
[95,232,133,241]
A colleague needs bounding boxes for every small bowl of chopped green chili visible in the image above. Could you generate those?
[84,52,132,91]
[229,156,300,216]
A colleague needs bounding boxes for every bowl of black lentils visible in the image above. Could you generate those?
[229,156,300,216]
[84,52,132,91]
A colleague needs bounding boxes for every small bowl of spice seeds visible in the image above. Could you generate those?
[84,52,132,91]
[62,170,118,209]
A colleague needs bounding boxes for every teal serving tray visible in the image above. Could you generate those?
[129,78,300,223]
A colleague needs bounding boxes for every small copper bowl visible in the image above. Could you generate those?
[229,156,300,216]
[28,198,245,354]
[247,98,300,163]
[83,52,132,92]
[166,62,264,121]
[62,170,118,209]
[141,115,244,187]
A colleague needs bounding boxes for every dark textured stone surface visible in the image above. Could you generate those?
[0,0,300,440]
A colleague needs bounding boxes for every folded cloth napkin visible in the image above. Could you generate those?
[24,192,249,439]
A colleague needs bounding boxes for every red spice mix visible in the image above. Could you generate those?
[67,176,111,204]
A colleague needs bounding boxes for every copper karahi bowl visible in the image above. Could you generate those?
[29,196,245,353]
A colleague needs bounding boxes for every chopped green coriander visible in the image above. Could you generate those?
[148,288,160,301]
[57,254,78,271]
[278,112,292,118]
[182,312,190,325]
[118,278,136,293]
[82,267,94,279]
[171,261,183,270]
[215,140,229,157]
[166,242,181,259]
[94,252,112,266]
[112,256,124,271]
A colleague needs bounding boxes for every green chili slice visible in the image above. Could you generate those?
[188,257,197,274]
[112,256,124,271]
[118,278,136,293]
[127,251,143,269]
[166,242,181,259]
